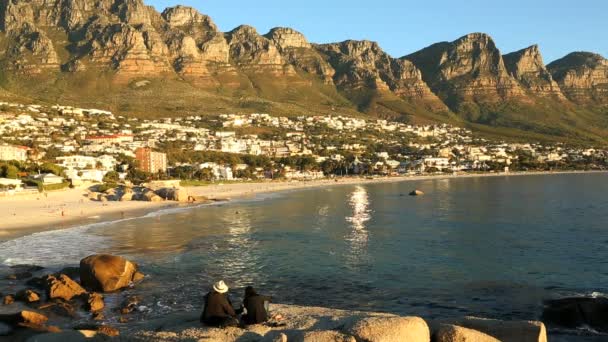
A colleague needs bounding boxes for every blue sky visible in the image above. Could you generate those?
[148,0,607,63]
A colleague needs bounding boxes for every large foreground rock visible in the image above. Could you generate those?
[348,316,430,342]
[438,317,547,342]
[0,310,48,326]
[434,324,500,342]
[293,330,356,342]
[79,254,138,292]
[542,297,608,332]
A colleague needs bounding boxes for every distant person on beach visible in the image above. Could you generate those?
[241,286,272,325]
[200,280,242,327]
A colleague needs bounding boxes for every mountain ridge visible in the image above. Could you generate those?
[0,0,606,143]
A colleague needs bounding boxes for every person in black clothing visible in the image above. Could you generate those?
[241,286,272,325]
[200,280,243,327]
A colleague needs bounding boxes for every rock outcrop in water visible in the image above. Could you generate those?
[542,296,608,332]
[79,254,139,292]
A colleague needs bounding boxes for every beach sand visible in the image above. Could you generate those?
[0,170,604,240]
[0,187,176,240]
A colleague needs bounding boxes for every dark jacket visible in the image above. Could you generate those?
[243,293,272,324]
[200,291,237,323]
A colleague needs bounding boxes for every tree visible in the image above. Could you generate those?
[194,168,214,181]
[127,168,151,185]
[39,163,65,177]
[103,171,120,183]
[0,164,19,179]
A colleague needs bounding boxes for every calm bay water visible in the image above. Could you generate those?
[1,173,608,336]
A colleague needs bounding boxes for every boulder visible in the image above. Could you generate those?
[132,271,145,283]
[142,190,163,202]
[72,324,119,337]
[262,332,287,342]
[92,312,105,321]
[44,274,86,301]
[16,289,41,303]
[542,297,608,332]
[120,192,134,201]
[348,316,430,342]
[3,295,15,305]
[120,295,141,314]
[84,293,104,312]
[155,187,189,202]
[0,310,48,326]
[79,254,138,292]
[42,301,76,318]
[448,317,547,342]
[294,330,356,342]
[434,324,500,342]
[409,190,424,196]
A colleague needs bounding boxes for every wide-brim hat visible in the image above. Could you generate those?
[213,280,229,294]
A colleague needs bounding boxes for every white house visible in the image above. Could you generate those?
[56,155,96,169]
[37,173,64,184]
[0,178,23,190]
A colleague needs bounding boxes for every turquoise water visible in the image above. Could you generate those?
[1,173,608,336]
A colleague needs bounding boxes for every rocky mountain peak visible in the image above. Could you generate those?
[405,32,523,114]
[503,45,564,98]
[112,0,153,26]
[318,40,447,111]
[226,25,285,69]
[548,52,608,104]
[265,27,310,50]
[161,5,217,32]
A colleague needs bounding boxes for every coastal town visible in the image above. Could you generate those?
[0,100,607,195]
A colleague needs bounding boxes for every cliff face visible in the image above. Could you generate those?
[0,0,606,140]
[503,45,565,99]
[548,52,608,105]
[265,27,335,83]
[317,40,447,110]
[404,33,524,111]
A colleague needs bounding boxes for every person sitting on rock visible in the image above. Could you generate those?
[200,280,242,327]
[241,286,272,325]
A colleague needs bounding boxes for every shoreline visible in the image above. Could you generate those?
[0,170,605,241]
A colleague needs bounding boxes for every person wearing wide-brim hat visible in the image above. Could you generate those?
[200,280,242,327]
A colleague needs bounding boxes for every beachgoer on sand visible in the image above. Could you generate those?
[241,286,272,325]
[200,280,242,327]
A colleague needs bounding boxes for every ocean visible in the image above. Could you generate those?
[1,173,607,339]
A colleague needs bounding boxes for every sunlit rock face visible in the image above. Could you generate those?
[317,40,448,110]
[405,33,526,110]
[548,52,608,105]
[503,45,565,99]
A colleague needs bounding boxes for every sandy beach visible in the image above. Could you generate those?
[1,170,605,240]
[0,188,177,239]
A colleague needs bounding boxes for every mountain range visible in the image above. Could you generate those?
[0,0,607,143]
